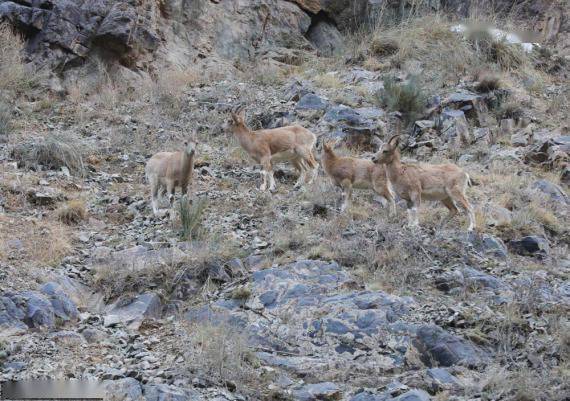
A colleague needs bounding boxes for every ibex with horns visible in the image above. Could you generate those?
[145,132,198,216]
[372,120,475,231]
[224,105,318,192]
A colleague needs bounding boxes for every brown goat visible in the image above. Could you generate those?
[224,106,318,192]
[322,141,395,213]
[145,139,197,216]
[372,135,475,231]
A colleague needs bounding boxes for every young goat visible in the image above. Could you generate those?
[322,141,395,213]
[372,134,475,231]
[145,138,197,216]
[224,106,318,192]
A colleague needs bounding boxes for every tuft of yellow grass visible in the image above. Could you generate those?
[0,215,72,267]
[56,200,87,225]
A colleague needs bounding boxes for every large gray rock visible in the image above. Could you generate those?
[393,390,431,401]
[103,378,143,401]
[306,18,344,56]
[143,384,203,401]
[414,325,488,367]
[0,282,80,336]
[0,296,27,337]
[292,382,342,401]
[322,105,385,150]
[510,236,550,257]
[104,292,162,329]
[531,179,568,204]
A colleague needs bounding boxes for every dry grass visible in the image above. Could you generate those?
[475,71,502,92]
[56,200,87,225]
[313,72,343,89]
[177,196,208,241]
[0,215,72,267]
[0,99,11,139]
[11,135,86,175]
[0,23,24,88]
[182,320,260,394]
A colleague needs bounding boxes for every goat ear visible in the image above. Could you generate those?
[237,108,245,120]
[231,112,239,124]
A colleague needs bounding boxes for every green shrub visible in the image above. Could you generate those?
[179,196,207,241]
[376,75,427,125]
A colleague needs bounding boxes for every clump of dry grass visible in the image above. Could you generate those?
[497,101,524,120]
[12,135,86,175]
[370,37,399,57]
[56,200,87,225]
[0,215,72,267]
[475,71,502,92]
[182,320,261,394]
[0,23,42,92]
[0,99,11,139]
[178,196,208,241]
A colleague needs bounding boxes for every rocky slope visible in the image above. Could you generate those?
[1,1,569,401]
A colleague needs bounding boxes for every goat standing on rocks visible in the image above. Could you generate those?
[224,106,318,192]
[322,141,395,213]
[145,138,197,216]
[372,134,475,231]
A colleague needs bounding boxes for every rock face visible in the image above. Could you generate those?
[0,283,79,336]
[184,259,487,394]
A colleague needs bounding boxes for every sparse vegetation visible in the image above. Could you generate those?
[182,321,260,394]
[475,72,502,92]
[0,100,11,139]
[376,75,427,124]
[178,196,208,241]
[0,215,71,267]
[56,200,87,225]
[12,136,86,175]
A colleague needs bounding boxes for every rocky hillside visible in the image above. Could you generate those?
[1,1,569,401]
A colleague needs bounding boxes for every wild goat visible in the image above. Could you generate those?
[372,134,475,231]
[322,141,395,213]
[145,138,197,216]
[224,106,318,192]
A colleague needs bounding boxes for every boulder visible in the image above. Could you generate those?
[292,382,342,401]
[440,109,471,145]
[393,390,431,401]
[322,105,385,150]
[444,91,488,126]
[306,18,344,56]
[40,282,80,322]
[531,179,568,204]
[143,384,203,401]
[426,367,462,391]
[469,233,509,259]
[104,292,162,329]
[103,378,142,401]
[0,296,27,337]
[414,325,488,367]
[510,236,550,257]
[296,93,329,111]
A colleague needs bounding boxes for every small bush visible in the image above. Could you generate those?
[497,101,524,121]
[377,75,427,125]
[467,29,526,70]
[178,196,208,241]
[370,37,399,57]
[12,136,86,175]
[0,100,11,139]
[56,200,87,225]
[182,321,260,393]
[475,72,502,92]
